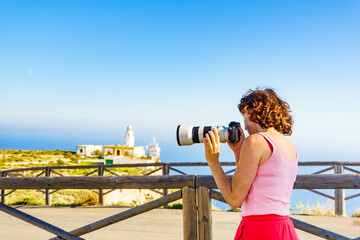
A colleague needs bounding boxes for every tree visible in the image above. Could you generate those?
[93,150,103,158]
[64,152,73,159]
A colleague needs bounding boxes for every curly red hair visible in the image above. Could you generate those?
[238,88,294,135]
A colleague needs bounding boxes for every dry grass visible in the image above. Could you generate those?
[0,150,77,171]
[292,202,360,218]
[5,189,99,206]
[291,201,335,216]
[310,201,335,216]
[352,208,360,218]
[7,190,45,205]
[5,189,171,207]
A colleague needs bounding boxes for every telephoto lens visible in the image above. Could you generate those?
[176,121,241,146]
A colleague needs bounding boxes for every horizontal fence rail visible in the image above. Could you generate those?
[0,175,197,189]
[0,174,360,189]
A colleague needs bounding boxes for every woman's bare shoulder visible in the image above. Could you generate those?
[241,134,268,154]
[243,134,267,145]
[238,134,269,166]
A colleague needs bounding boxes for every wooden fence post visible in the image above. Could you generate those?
[98,166,104,205]
[162,163,170,207]
[45,167,51,206]
[162,163,170,197]
[182,186,197,240]
[1,171,6,204]
[334,164,345,216]
[198,186,212,240]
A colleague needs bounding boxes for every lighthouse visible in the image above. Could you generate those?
[125,124,135,147]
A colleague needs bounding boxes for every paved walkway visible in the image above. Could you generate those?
[0,206,359,239]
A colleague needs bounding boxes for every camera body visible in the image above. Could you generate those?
[176,121,241,146]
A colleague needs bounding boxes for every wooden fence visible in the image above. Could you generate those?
[1,161,359,216]
[0,174,360,240]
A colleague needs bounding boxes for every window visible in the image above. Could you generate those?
[116,150,120,155]
[80,149,83,153]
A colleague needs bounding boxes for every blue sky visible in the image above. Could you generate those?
[1,1,360,161]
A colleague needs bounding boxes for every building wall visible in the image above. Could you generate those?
[134,148,145,158]
[77,145,102,157]
[104,148,114,156]
[103,145,145,158]
[77,146,87,156]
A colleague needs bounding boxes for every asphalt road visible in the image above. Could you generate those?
[0,206,359,240]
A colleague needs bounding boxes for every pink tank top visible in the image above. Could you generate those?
[241,132,298,216]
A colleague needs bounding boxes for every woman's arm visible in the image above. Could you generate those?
[204,128,263,209]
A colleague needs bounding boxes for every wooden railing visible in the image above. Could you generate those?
[1,161,359,216]
[0,174,360,240]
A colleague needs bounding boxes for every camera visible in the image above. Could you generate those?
[176,121,241,146]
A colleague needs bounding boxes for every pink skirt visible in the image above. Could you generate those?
[234,214,299,240]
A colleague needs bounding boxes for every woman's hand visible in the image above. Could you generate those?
[227,126,245,164]
[203,127,221,164]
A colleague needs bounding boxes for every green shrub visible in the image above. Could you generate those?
[29,153,41,160]
[64,152,73,159]
[56,159,66,166]
[13,150,22,154]
[227,208,241,212]
[93,150,103,158]
[54,150,64,155]
[70,155,79,162]
[51,203,69,206]
[166,203,183,209]
[14,156,23,162]
[12,197,44,206]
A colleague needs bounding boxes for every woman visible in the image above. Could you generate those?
[203,88,298,240]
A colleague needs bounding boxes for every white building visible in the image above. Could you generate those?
[103,124,145,159]
[147,138,161,160]
[103,145,145,158]
[76,145,102,157]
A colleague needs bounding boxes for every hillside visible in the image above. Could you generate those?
[0,149,171,207]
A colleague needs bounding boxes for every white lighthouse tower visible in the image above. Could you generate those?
[125,124,135,147]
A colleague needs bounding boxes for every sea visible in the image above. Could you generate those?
[0,136,359,216]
